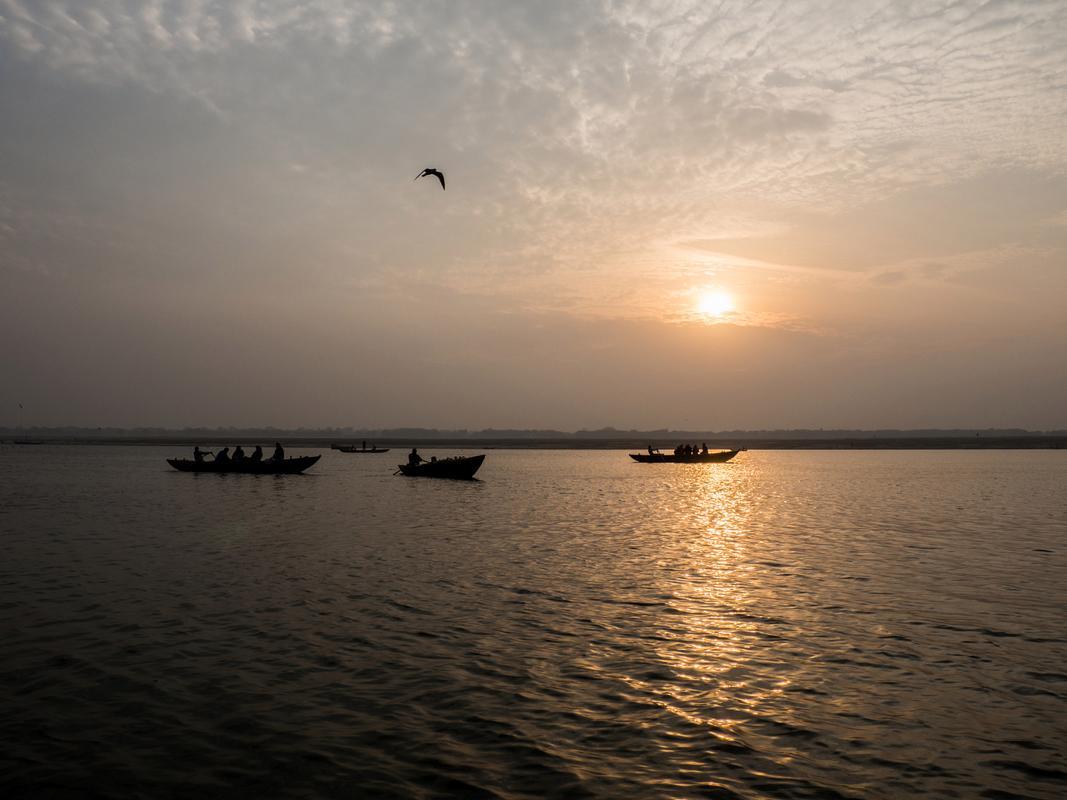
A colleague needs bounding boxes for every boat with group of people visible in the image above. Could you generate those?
[169,441,741,477]
[630,443,743,463]
[166,442,322,474]
[167,443,484,479]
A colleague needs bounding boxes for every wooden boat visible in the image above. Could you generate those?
[332,445,390,453]
[630,449,741,463]
[397,454,485,480]
[166,455,321,474]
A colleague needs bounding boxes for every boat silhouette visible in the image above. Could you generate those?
[397,454,485,480]
[630,449,741,463]
[167,455,321,474]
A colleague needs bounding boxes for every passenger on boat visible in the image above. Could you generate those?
[193,446,211,463]
[232,446,246,462]
[408,448,424,466]
[272,442,284,461]
[674,444,683,456]
[250,446,263,462]
[701,442,709,455]
[682,444,691,456]
[647,445,655,456]
[214,447,231,464]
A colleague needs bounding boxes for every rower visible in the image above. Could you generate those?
[408,448,424,466]
[193,446,211,463]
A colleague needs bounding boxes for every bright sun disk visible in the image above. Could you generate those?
[697,290,735,318]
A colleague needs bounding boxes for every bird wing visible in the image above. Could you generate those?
[414,170,427,181]
[435,171,445,190]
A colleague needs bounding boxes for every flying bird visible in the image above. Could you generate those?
[414,168,445,190]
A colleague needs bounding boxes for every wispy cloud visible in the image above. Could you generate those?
[1,0,1065,425]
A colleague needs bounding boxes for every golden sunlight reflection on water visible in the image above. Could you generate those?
[622,461,803,748]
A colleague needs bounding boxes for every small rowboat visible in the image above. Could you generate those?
[630,449,741,463]
[332,445,391,453]
[397,454,485,480]
[167,455,321,474]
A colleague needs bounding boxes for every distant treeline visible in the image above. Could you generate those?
[2,425,1065,439]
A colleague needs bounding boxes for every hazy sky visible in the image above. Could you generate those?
[2,0,1065,429]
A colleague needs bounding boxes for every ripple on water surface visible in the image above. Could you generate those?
[1,447,1065,798]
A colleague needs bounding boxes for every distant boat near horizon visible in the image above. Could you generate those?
[630,449,742,463]
[332,444,390,453]
[167,455,321,474]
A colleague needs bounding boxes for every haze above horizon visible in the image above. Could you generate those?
[2,1,1065,430]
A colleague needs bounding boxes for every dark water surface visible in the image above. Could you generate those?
[1,447,1065,799]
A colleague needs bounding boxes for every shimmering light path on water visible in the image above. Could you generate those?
[1,447,1065,798]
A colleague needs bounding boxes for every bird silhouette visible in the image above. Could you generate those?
[414,168,445,190]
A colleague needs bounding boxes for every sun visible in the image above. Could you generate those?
[696,290,735,318]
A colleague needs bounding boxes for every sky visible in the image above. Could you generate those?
[1,0,1065,430]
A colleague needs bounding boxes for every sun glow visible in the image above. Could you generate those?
[697,290,735,318]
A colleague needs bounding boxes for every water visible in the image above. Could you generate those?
[1,446,1065,798]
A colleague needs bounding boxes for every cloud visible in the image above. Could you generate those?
[1,0,1065,426]
[685,170,1067,273]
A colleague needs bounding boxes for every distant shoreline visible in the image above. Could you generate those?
[4,436,1066,450]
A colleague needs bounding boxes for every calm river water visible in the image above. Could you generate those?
[1,446,1065,798]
